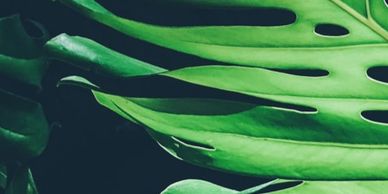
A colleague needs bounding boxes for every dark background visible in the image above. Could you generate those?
[0,0,317,194]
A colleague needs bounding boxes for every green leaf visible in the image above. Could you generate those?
[57,71,388,180]
[162,179,238,194]
[4,166,39,194]
[58,0,388,67]
[0,15,49,89]
[51,0,388,181]
[26,169,38,194]
[0,15,47,194]
[162,179,388,194]
[45,33,165,78]
[0,89,49,161]
[5,166,28,194]
[90,90,388,180]
[49,33,388,180]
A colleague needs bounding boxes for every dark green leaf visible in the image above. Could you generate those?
[0,164,6,190]
[5,166,28,194]
[0,15,49,89]
[4,166,39,194]
[0,89,49,161]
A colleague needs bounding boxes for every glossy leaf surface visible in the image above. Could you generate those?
[52,0,388,181]
[50,33,388,180]
[0,15,49,88]
[59,0,388,66]
[0,15,50,161]
[162,179,388,194]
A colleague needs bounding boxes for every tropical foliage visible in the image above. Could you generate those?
[2,0,388,193]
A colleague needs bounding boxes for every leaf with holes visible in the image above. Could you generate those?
[50,29,388,181]
[58,0,388,64]
[162,179,388,194]
[0,15,49,89]
[0,15,50,161]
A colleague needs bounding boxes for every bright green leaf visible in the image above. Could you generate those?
[56,70,388,180]
[49,32,388,180]
[162,179,388,194]
[52,0,388,181]
[162,179,238,194]
[58,0,388,67]
[26,169,38,194]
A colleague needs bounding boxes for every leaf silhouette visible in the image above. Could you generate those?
[0,15,49,89]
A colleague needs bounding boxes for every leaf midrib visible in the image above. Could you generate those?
[331,0,388,41]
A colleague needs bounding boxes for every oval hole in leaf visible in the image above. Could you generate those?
[172,136,215,151]
[253,181,303,193]
[314,23,349,37]
[361,110,388,125]
[267,68,329,77]
[367,66,388,84]
[385,0,388,7]
[98,1,296,26]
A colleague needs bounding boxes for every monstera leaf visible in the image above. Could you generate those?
[0,15,49,89]
[48,31,388,182]
[4,166,39,194]
[0,15,50,194]
[0,14,50,162]
[58,0,388,65]
[52,0,388,187]
[163,179,279,194]
[162,179,388,194]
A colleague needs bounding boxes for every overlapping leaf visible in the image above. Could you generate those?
[0,15,50,162]
[0,89,49,161]
[58,0,388,64]
[51,0,388,183]
[4,166,39,194]
[50,31,388,181]
[162,179,388,194]
[0,15,49,88]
